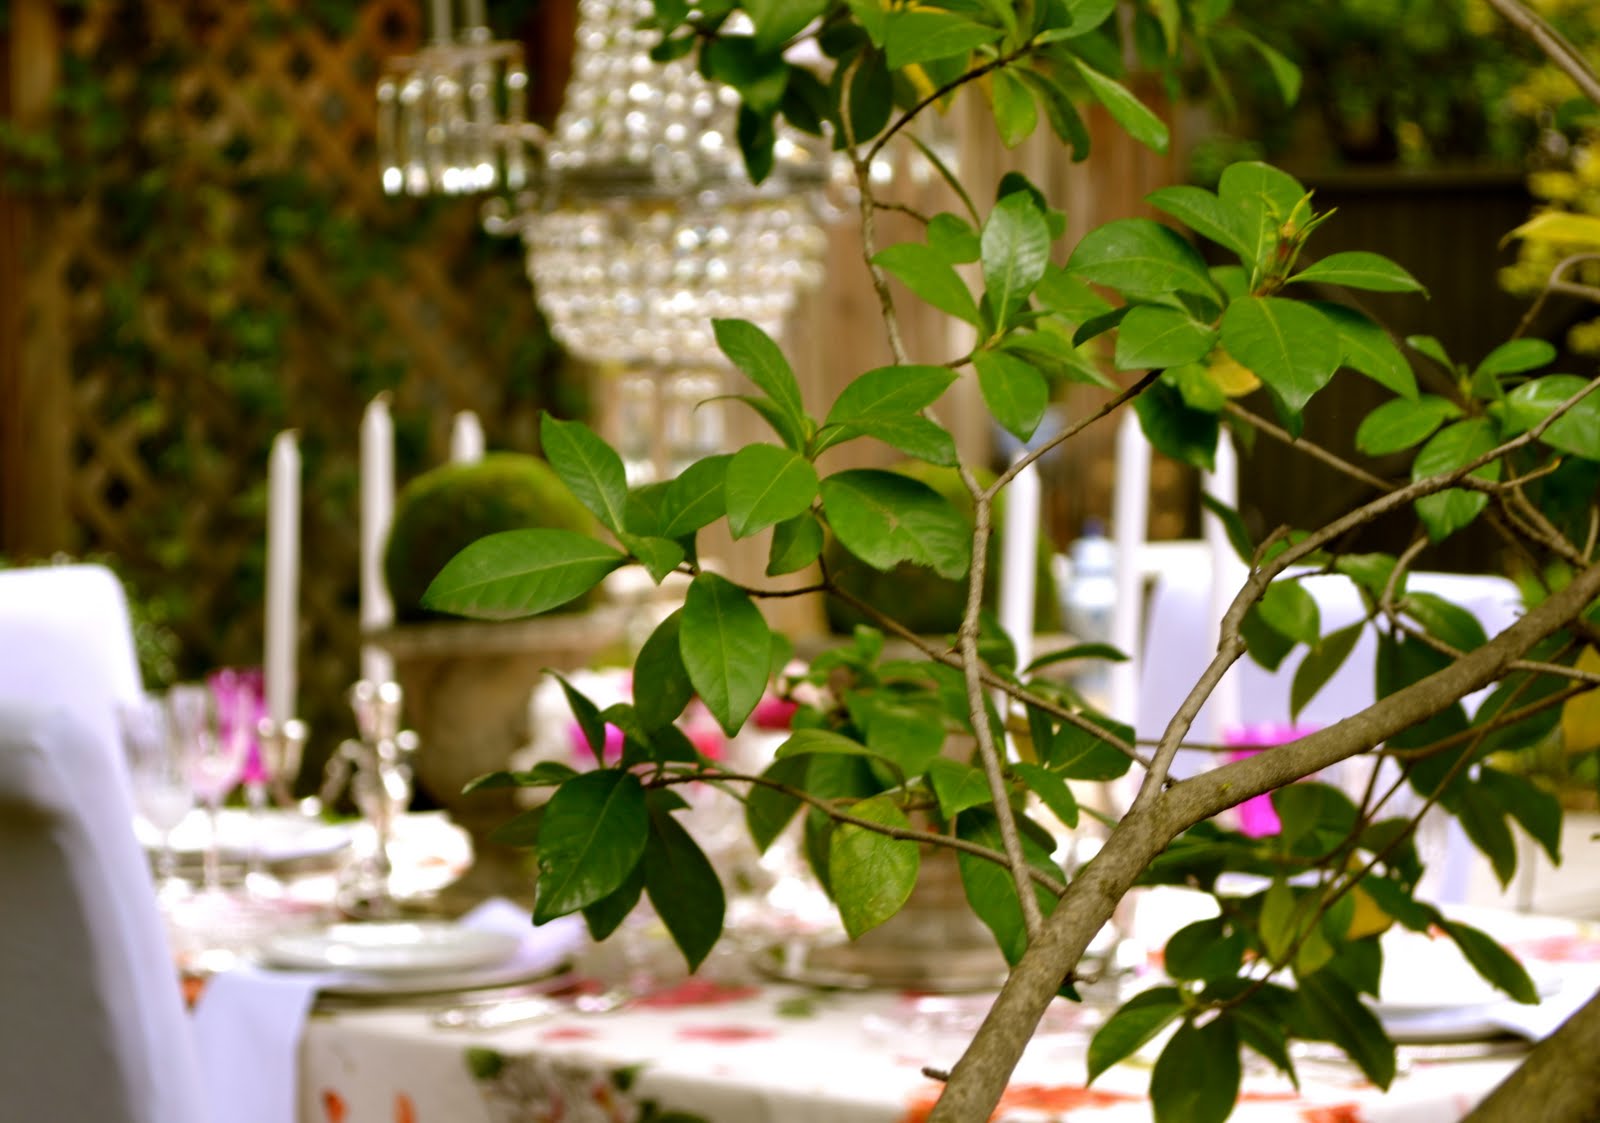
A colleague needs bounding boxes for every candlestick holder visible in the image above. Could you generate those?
[327,680,422,918]
[255,716,310,811]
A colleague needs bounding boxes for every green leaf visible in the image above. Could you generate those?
[1295,972,1396,1089]
[745,753,809,852]
[1498,375,1600,460]
[1258,579,1320,646]
[620,533,685,584]
[883,9,1002,69]
[488,806,545,848]
[713,318,809,445]
[634,610,695,731]
[1013,761,1079,828]
[1459,781,1518,888]
[1150,1018,1240,1123]
[928,212,981,262]
[1442,920,1539,1004]
[533,770,650,923]
[1113,305,1217,371]
[926,757,995,817]
[553,671,609,767]
[774,726,883,762]
[1200,492,1254,564]
[736,102,776,184]
[644,797,726,970]
[1086,987,1183,1083]
[582,861,645,941]
[854,695,947,776]
[1134,380,1220,472]
[1034,264,1112,322]
[768,511,825,576]
[839,44,893,144]
[1310,302,1417,399]
[1290,621,1363,721]
[1024,641,1129,673]
[1336,553,1399,600]
[872,243,981,326]
[1289,252,1426,294]
[680,572,772,736]
[746,0,827,53]
[1020,66,1091,160]
[820,468,971,580]
[817,415,958,466]
[540,414,629,534]
[1217,162,1307,271]
[1238,28,1301,105]
[463,761,577,794]
[1066,218,1214,301]
[1164,917,1247,980]
[422,529,626,620]
[986,67,1036,148]
[1145,185,1253,260]
[724,443,819,539]
[1478,767,1561,864]
[973,350,1049,441]
[1044,717,1133,780]
[844,0,886,45]
[1401,591,1489,651]
[1407,334,1456,371]
[956,808,1061,962]
[1476,339,1557,380]
[1413,418,1502,542]
[982,192,1052,326]
[1354,395,1462,456]
[829,794,920,938]
[660,454,731,538]
[825,363,959,427]
[1220,297,1341,419]
[1068,56,1169,153]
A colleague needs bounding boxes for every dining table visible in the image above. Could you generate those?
[183,883,1600,1123]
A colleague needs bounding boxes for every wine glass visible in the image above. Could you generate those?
[206,667,277,898]
[117,693,195,903]
[167,682,249,900]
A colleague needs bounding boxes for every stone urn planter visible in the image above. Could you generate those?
[373,605,632,905]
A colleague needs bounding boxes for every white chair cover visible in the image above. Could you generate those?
[0,702,209,1123]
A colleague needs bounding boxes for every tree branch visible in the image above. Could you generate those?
[1483,0,1600,106]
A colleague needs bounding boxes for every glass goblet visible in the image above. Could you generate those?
[167,683,248,899]
[207,667,277,898]
[117,693,195,903]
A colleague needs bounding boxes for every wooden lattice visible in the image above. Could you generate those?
[2,0,574,750]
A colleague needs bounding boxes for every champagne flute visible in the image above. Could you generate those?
[207,667,276,898]
[118,693,195,903]
[168,683,249,899]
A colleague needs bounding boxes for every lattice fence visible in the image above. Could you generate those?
[4,0,576,747]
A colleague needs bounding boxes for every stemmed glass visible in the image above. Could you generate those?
[117,692,195,904]
[167,682,250,900]
[206,667,276,898]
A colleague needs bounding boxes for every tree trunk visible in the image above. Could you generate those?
[1464,989,1600,1122]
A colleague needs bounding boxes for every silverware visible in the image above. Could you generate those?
[431,987,631,1031]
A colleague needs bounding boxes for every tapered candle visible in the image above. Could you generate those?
[450,410,485,464]
[1109,411,1150,725]
[265,430,301,725]
[1203,429,1242,739]
[998,455,1041,674]
[360,395,396,685]
[429,0,453,44]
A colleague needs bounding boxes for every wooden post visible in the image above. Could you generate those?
[0,0,69,559]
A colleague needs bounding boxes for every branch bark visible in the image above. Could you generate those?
[930,558,1600,1121]
[1464,990,1600,1122]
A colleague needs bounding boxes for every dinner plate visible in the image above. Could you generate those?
[259,921,521,975]
[140,808,354,866]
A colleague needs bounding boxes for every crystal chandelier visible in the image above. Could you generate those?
[377,0,835,477]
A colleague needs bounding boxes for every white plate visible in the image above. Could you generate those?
[259,921,521,975]
[140,809,354,865]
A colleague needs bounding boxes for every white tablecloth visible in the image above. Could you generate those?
[292,907,1599,1123]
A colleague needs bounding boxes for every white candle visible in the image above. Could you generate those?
[265,430,301,725]
[1109,411,1151,726]
[998,456,1041,673]
[429,0,453,44]
[1203,429,1242,739]
[361,395,396,685]
[450,410,486,464]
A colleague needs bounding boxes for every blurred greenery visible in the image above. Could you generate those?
[0,0,573,755]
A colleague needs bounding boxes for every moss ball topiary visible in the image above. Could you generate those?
[384,453,596,622]
[823,461,1058,636]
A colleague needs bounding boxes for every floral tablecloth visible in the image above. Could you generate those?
[296,909,1600,1123]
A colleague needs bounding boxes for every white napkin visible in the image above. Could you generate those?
[189,900,585,1123]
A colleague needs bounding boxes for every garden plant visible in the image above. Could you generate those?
[422,0,1600,1118]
